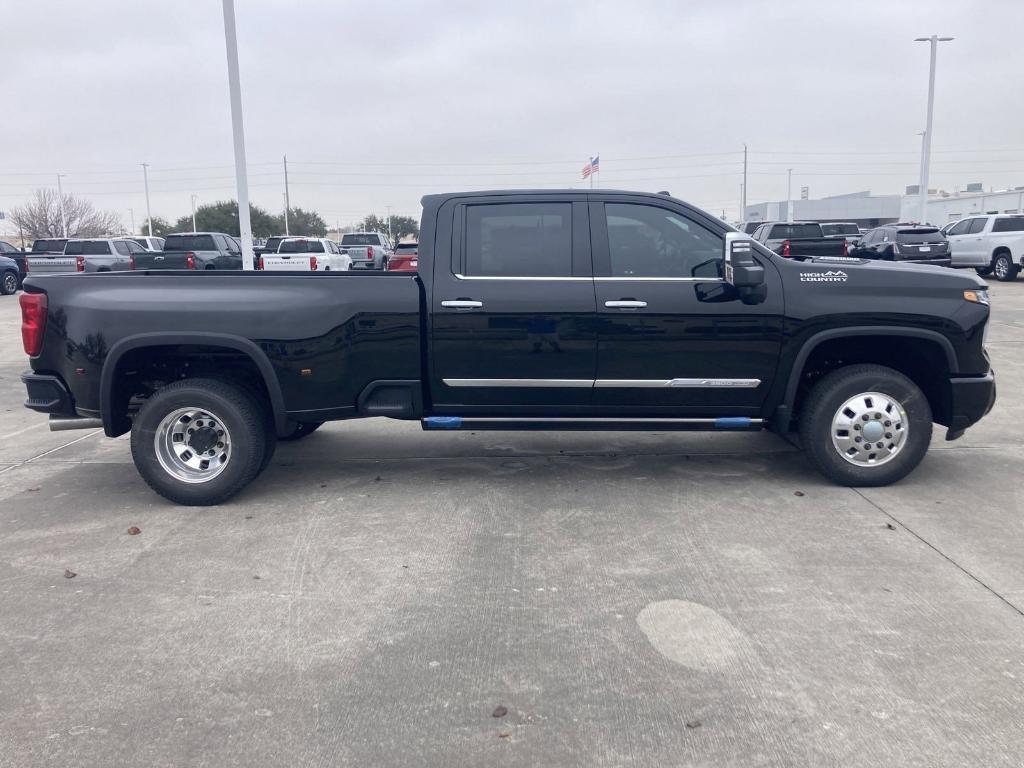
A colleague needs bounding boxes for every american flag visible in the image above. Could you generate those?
[581,155,599,179]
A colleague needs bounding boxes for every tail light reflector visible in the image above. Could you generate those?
[310,255,318,271]
[186,252,196,269]
[20,292,47,357]
[842,240,848,256]
[76,256,85,272]
[781,240,791,257]
[128,254,136,270]
[24,259,30,274]
[258,256,264,270]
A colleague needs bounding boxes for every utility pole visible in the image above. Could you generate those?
[222,0,255,269]
[786,168,793,222]
[742,143,748,220]
[386,205,393,242]
[141,163,153,236]
[129,207,135,234]
[283,154,290,235]
[914,35,953,225]
[56,174,67,237]
[191,194,198,232]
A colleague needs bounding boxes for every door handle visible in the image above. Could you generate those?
[441,299,483,309]
[605,300,647,309]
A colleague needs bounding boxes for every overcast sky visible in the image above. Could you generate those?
[2,0,1023,233]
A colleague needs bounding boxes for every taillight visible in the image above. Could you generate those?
[258,256,264,270]
[186,252,196,269]
[842,240,848,257]
[367,246,374,261]
[24,259,30,274]
[128,254,136,270]
[310,255,318,271]
[76,256,85,272]
[781,240,791,257]
[20,292,47,357]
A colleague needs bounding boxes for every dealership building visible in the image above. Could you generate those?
[744,185,1024,228]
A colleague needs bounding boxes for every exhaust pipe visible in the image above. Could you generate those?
[49,416,103,432]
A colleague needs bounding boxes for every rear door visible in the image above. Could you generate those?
[429,196,597,410]
[591,197,783,415]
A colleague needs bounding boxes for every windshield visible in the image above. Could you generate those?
[770,223,822,239]
[164,234,216,251]
[341,234,380,246]
[820,223,859,236]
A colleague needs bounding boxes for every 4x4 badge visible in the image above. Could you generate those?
[799,270,847,283]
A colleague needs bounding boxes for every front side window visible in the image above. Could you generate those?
[464,203,572,277]
[947,219,972,236]
[967,218,989,234]
[605,203,723,279]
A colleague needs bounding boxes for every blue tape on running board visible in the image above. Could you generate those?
[424,416,463,430]
[714,417,752,429]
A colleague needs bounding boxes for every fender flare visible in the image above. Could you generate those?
[780,326,958,421]
[100,332,287,436]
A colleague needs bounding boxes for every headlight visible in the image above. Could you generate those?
[964,289,990,305]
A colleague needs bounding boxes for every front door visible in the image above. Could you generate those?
[430,197,597,412]
[590,198,783,416]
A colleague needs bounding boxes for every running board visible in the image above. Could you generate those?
[422,416,763,432]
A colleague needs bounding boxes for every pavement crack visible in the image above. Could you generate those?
[853,488,1024,619]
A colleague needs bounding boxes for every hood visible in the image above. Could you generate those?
[796,255,987,289]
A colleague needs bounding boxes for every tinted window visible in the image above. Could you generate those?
[464,203,572,277]
[32,239,67,252]
[341,234,382,246]
[605,203,723,279]
[394,243,418,254]
[264,237,283,253]
[742,222,760,235]
[0,242,17,253]
[164,235,216,251]
[820,223,859,236]
[947,219,972,236]
[896,228,943,244]
[993,217,1024,233]
[280,239,325,253]
[126,241,146,254]
[967,218,989,234]
[769,223,822,239]
[129,237,149,249]
[113,241,131,255]
[84,241,112,255]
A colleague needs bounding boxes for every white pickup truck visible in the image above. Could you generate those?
[259,237,352,272]
[945,214,1024,281]
[340,232,393,270]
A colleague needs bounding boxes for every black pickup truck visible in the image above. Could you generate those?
[18,190,995,505]
[752,221,849,258]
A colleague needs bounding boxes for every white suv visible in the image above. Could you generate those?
[945,214,1024,281]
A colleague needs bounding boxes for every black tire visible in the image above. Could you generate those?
[992,252,1019,282]
[798,364,932,487]
[975,265,993,277]
[130,378,269,506]
[1,269,18,295]
[278,421,323,442]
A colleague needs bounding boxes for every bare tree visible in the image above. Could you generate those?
[10,188,122,239]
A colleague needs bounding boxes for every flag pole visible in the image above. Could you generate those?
[589,156,594,189]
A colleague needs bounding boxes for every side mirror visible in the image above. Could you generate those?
[724,232,766,305]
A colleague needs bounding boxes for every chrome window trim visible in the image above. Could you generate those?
[453,274,593,281]
[594,276,725,282]
[443,378,594,388]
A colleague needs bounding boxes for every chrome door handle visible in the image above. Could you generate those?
[441,300,483,309]
[605,300,647,309]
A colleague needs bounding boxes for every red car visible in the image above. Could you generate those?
[386,242,418,272]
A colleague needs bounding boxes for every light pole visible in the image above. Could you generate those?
[221,0,255,269]
[283,154,290,235]
[141,163,153,236]
[914,35,953,225]
[283,192,289,235]
[129,207,135,234]
[191,194,198,232]
[742,143,748,219]
[55,174,67,237]
[386,205,393,243]
[786,168,793,222]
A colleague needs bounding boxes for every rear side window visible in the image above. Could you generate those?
[83,241,112,255]
[164,235,216,251]
[64,241,84,255]
[967,218,988,234]
[770,223,822,239]
[993,218,1024,233]
[821,223,859,236]
[113,241,131,255]
[605,203,723,278]
[464,203,572,277]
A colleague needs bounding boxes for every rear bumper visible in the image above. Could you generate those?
[945,372,996,440]
[22,371,76,415]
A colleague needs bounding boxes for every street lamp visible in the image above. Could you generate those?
[221,0,255,269]
[191,194,198,233]
[786,168,793,222]
[914,35,954,224]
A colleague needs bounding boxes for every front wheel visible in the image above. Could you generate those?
[1,269,18,295]
[798,364,932,487]
[130,378,269,505]
[992,252,1019,282]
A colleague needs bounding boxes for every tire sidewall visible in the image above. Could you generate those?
[1,270,17,295]
[800,367,932,487]
[994,253,1017,282]
[131,381,265,505]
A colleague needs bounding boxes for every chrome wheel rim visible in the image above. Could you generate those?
[2,272,16,293]
[995,258,1008,279]
[830,391,908,467]
[154,407,231,483]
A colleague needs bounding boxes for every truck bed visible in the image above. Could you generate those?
[23,270,423,427]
